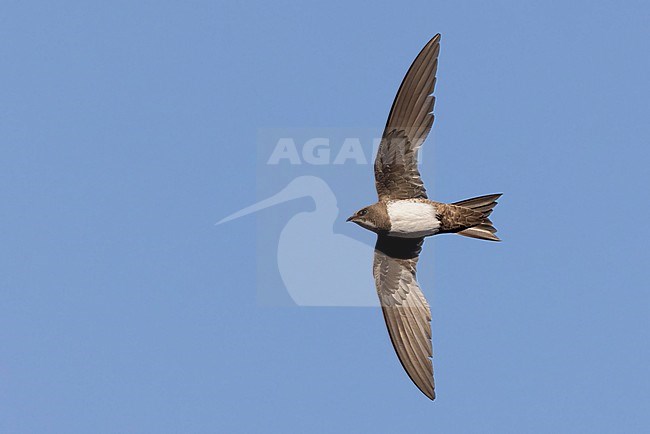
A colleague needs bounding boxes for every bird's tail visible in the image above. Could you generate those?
[453,194,502,242]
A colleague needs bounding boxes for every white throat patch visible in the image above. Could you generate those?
[386,201,440,238]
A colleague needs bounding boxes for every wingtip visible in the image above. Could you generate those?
[427,34,441,47]
[412,380,435,400]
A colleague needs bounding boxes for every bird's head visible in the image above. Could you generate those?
[346,202,390,233]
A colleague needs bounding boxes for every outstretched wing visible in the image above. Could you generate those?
[373,235,434,400]
[375,34,441,201]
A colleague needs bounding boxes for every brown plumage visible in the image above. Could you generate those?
[436,194,502,241]
[350,196,501,241]
[346,34,502,400]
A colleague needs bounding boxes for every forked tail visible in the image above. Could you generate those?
[453,194,502,241]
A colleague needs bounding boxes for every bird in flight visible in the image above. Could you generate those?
[347,34,501,400]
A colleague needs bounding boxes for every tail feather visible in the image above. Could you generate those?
[453,193,502,210]
[457,225,500,241]
[453,194,502,242]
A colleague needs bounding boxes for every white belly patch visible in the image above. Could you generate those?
[387,201,440,238]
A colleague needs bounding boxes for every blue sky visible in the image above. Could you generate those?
[1,1,649,432]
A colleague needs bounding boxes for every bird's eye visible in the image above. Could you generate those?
[358,209,367,216]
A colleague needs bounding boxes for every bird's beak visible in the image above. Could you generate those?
[346,215,355,222]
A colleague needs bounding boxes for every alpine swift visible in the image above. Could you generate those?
[347,34,502,400]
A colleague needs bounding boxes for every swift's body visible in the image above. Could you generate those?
[347,34,502,400]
